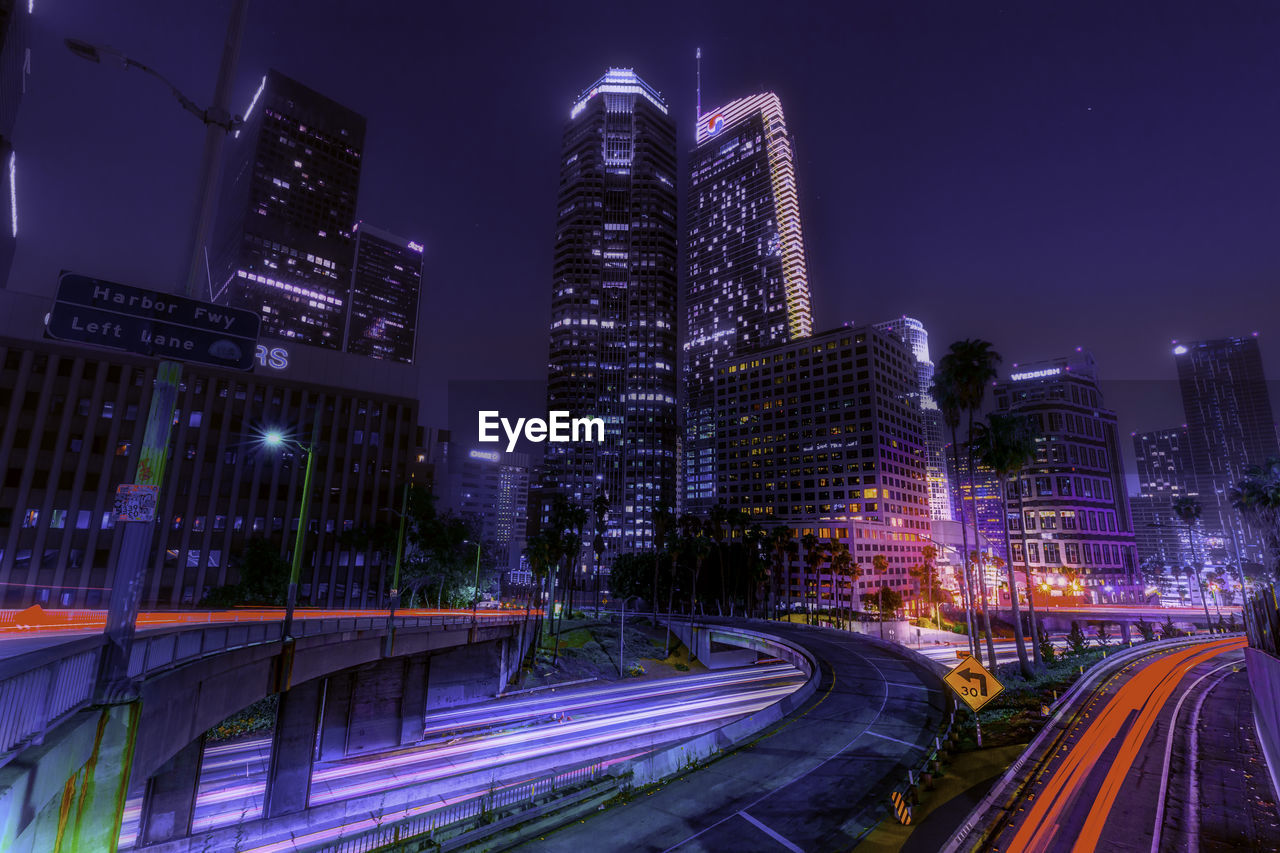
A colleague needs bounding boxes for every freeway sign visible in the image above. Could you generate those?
[45,272,260,370]
[944,656,1004,712]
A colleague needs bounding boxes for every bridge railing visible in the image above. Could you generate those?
[0,635,104,768]
[0,610,527,771]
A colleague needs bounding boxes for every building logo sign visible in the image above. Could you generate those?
[469,449,501,462]
[705,112,725,134]
[1010,367,1062,382]
[254,344,289,370]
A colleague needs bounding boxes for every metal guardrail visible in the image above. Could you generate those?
[318,761,610,853]
[0,610,527,771]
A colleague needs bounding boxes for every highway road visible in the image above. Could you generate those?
[116,661,805,849]
[987,635,1280,852]
[524,620,949,852]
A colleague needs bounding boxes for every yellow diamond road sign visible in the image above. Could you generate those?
[944,656,1004,712]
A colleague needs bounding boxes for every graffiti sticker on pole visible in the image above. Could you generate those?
[114,484,159,522]
[944,656,1004,712]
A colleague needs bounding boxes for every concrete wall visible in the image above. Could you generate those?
[425,638,512,710]
[1245,647,1280,799]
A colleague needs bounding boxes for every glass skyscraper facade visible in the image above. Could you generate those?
[346,222,423,364]
[1130,427,1199,575]
[213,69,366,350]
[874,316,952,521]
[1173,335,1279,567]
[540,69,678,557]
[684,92,813,512]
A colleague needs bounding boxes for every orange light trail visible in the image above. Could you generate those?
[1005,636,1244,853]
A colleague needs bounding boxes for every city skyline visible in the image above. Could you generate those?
[8,1,1280,433]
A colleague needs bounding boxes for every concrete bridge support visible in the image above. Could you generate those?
[319,654,429,760]
[137,735,203,845]
[263,676,323,819]
[425,638,513,709]
[0,702,138,853]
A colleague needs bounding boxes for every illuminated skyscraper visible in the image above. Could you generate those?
[213,69,365,350]
[684,92,813,511]
[1173,334,1279,566]
[540,69,678,556]
[346,222,423,364]
[874,317,952,521]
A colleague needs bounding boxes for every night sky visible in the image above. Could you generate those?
[11,2,1280,472]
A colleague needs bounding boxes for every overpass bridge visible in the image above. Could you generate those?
[995,604,1242,639]
[0,608,534,852]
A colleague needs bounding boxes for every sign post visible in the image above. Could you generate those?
[57,273,262,697]
[944,655,1004,748]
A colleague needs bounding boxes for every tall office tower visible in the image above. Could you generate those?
[992,352,1141,603]
[540,69,678,558]
[684,92,813,512]
[875,317,952,521]
[1173,335,1279,566]
[713,324,928,604]
[448,448,530,577]
[1130,427,1199,571]
[346,222,423,364]
[945,445,1007,561]
[213,69,365,349]
[0,0,30,288]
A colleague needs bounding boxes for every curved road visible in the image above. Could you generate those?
[525,620,949,853]
[990,635,1280,852]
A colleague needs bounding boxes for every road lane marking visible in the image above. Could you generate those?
[884,681,932,691]
[739,810,805,852]
[866,730,920,748]
[1149,658,1238,853]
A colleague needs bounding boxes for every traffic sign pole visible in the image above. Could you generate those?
[97,360,183,698]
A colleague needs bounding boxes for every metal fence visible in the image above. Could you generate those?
[319,761,611,853]
[1244,587,1279,655]
[0,642,101,762]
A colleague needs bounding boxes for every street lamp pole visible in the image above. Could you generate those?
[264,418,320,640]
[68,10,249,697]
[465,540,482,626]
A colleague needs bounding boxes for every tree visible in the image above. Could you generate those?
[799,533,826,624]
[861,584,903,628]
[1231,457,1280,583]
[829,542,859,630]
[200,537,289,607]
[933,353,980,662]
[591,493,609,618]
[973,413,1035,677]
[743,523,769,618]
[944,339,1002,669]
[769,526,798,618]
[1172,496,1213,629]
[871,554,891,639]
[522,533,552,657]
[1065,620,1089,655]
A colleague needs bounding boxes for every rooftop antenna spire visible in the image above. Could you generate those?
[696,47,702,121]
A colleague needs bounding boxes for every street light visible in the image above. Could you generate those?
[260,422,319,639]
[64,3,249,297]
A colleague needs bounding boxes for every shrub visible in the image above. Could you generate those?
[1066,621,1089,655]
[1039,637,1057,664]
[1135,619,1157,642]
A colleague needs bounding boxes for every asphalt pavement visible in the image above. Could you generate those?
[523,620,949,853]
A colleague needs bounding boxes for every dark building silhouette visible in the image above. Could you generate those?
[346,222,423,364]
[212,69,365,350]
[538,69,678,557]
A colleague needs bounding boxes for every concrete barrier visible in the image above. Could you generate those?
[1245,647,1280,799]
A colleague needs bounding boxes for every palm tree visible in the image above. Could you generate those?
[800,533,826,624]
[744,523,769,617]
[1172,496,1213,629]
[522,533,551,664]
[707,504,730,615]
[591,493,609,618]
[1231,457,1280,584]
[932,357,980,662]
[829,542,858,630]
[973,413,1035,676]
[872,554,890,639]
[769,525,799,619]
[948,339,1001,669]
[651,502,675,620]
